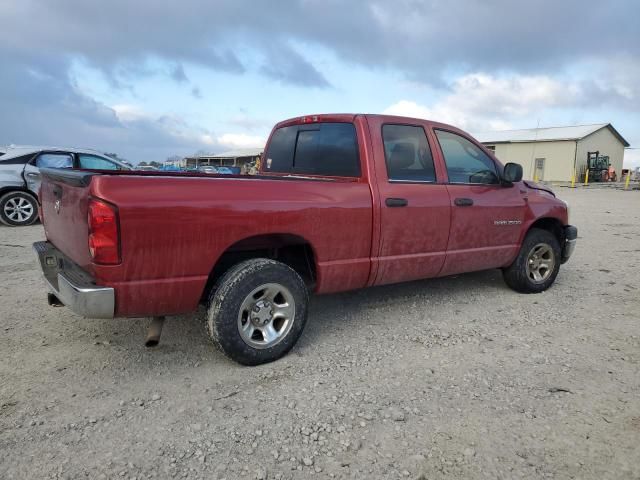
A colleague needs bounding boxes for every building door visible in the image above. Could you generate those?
[534,158,545,181]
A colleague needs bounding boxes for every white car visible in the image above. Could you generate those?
[0,146,131,226]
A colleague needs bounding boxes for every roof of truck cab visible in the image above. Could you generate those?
[274,114,358,128]
[274,113,462,133]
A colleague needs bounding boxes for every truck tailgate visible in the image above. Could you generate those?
[40,169,95,272]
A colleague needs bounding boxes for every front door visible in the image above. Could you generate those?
[432,129,527,276]
[371,121,451,286]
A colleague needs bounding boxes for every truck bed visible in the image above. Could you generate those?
[39,168,374,316]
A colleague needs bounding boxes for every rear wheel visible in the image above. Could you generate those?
[0,191,39,226]
[206,258,308,365]
[502,228,561,293]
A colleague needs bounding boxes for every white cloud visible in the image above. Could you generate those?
[112,104,267,153]
[199,134,216,145]
[228,113,272,131]
[217,133,266,149]
[384,100,478,129]
[583,56,640,109]
[110,103,227,158]
[384,100,434,121]
[624,148,640,169]
[384,72,582,132]
[112,104,149,122]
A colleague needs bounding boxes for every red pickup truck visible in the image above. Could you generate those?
[34,114,577,365]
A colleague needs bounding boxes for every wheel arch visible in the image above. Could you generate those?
[0,186,38,201]
[526,217,565,245]
[201,233,318,302]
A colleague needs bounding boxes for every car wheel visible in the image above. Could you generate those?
[502,228,561,293]
[0,191,39,226]
[206,258,308,365]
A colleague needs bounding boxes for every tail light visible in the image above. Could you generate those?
[88,198,120,264]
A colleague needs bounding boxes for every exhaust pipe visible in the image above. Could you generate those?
[145,316,165,347]
[47,292,64,307]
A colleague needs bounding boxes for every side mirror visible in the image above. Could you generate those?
[503,162,523,184]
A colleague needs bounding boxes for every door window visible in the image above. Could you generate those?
[36,153,73,168]
[435,130,499,184]
[382,124,435,182]
[78,154,119,170]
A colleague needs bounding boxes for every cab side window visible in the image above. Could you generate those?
[382,124,435,182]
[78,154,119,170]
[435,130,499,184]
[36,153,73,168]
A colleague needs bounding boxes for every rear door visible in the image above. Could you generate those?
[25,152,74,196]
[432,129,526,275]
[370,119,451,285]
[0,152,34,190]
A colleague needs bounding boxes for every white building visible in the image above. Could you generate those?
[475,124,629,182]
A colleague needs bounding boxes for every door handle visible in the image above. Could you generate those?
[26,172,41,178]
[454,197,474,207]
[385,197,408,207]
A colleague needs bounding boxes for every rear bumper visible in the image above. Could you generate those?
[561,225,577,264]
[33,241,114,319]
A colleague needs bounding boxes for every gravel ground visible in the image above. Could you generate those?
[1,188,639,480]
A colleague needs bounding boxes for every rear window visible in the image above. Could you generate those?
[78,154,119,170]
[265,122,360,177]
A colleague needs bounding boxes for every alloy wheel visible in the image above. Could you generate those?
[237,283,296,349]
[4,196,35,223]
[525,243,555,283]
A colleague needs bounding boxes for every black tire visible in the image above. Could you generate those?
[502,228,561,294]
[206,258,309,365]
[0,191,39,226]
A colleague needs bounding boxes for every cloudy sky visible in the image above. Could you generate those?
[1,0,639,165]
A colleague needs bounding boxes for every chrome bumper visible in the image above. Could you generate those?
[33,241,115,319]
[561,225,577,264]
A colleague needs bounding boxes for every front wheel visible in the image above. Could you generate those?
[206,258,308,365]
[502,228,561,293]
[0,191,39,226]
